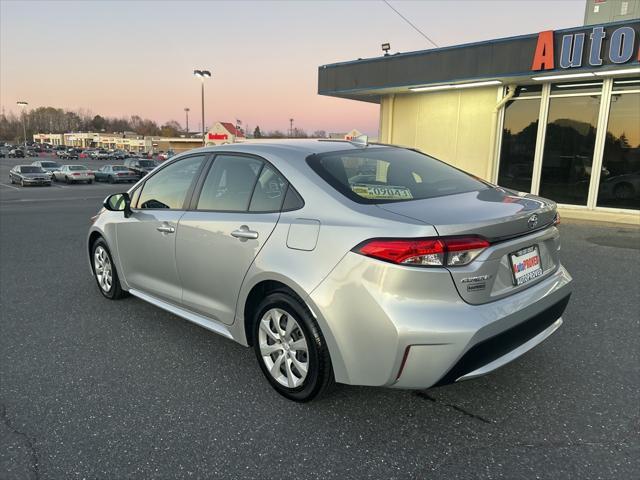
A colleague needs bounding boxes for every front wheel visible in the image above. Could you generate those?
[253,292,334,402]
[91,239,127,299]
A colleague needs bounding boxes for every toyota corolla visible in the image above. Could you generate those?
[87,140,572,402]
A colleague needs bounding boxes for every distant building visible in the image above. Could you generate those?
[33,131,203,153]
[205,122,245,146]
[328,129,362,140]
[584,0,639,25]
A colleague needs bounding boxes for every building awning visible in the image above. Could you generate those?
[318,20,640,103]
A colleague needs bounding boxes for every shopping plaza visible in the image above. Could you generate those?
[319,14,640,224]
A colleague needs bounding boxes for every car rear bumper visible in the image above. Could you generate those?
[309,252,572,388]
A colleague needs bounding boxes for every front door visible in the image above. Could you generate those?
[177,155,288,325]
[116,155,207,304]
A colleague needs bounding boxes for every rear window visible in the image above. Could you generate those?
[112,166,128,171]
[69,165,88,171]
[307,147,488,204]
[19,166,43,173]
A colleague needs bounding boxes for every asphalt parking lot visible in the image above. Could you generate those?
[1,155,639,479]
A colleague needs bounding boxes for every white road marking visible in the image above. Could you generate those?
[0,182,20,191]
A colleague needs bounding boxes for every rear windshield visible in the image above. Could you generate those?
[138,160,156,167]
[112,166,128,171]
[307,147,488,204]
[41,162,58,168]
[69,165,88,171]
[19,166,43,173]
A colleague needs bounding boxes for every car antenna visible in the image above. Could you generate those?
[348,135,369,147]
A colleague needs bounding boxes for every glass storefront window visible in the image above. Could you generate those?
[597,92,640,210]
[497,99,541,192]
[513,85,542,98]
[551,81,603,94]
[612,78,640,92]
[539,94,601,205]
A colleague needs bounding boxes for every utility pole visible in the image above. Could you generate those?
[193,69,211,144]
[16,101,28,148]
[184,107,190,134]
[289,118,294,138]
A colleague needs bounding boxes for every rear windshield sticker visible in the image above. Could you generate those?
[350,183,413,200]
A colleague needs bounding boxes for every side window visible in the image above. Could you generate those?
[196,155,262,211]
[249,164,288,212]
[138,155,205,210]
[282,185,304,211]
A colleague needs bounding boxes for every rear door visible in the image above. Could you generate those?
[176,154,288,325]
[115,154,208,304]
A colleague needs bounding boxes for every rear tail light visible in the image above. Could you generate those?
[72,173,81,176]
[553,212,560,225]
[354,236,490,267]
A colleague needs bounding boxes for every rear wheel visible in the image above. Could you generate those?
[108,175,115,184]
[88,179,93,184]
[20,179,25,187]
[253,292,334,402]
[91,239,126,299]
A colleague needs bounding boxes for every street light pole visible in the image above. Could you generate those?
[289,118,294,138]
[184,107,190,134]
[16,101,28,148]
[193,69,211,145]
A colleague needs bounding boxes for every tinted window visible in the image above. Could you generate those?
[69,166,88,171]
[19,166,43,173]
[307,147,488,204]
[138,156,205,209]
[249,164,288,212]
[196,155,262,211]
[597,92,640,210]
[282,186,304,211]
[497,99,540,192]
[113,166,128,171]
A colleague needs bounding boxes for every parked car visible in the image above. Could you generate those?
[112,150,129,161]
[123,158,158,178]
[9,165,52,186]
[95,165,137,183]
[31,160,62,178]
[9,148,24,158]
[157,150,175,161]
[52,164,94,184]
[0,146,9,158]
[88,141,572,402]
[65,148,80,159]
[95,149,111,160]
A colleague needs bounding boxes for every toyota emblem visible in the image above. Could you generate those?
[527,214,539,229]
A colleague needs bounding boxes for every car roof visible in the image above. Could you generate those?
[183,139,390,158]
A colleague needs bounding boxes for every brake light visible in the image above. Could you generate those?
[553,212,560,225]
[354,236,490,267]
[72,173,81,176]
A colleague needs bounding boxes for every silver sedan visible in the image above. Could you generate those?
[87,140,572,402]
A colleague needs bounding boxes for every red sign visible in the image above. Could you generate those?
[208,133,228,140]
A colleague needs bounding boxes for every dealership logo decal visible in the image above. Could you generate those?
[532,25,640,71]
[528,214,539,229]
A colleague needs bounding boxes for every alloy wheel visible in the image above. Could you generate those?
[94,246,113,293]
[258,308,309,388]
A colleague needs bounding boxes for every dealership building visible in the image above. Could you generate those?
[319,15,640,224]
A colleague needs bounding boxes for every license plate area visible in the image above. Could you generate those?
[509,245,543,286]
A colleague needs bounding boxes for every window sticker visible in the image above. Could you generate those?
[350,183,413,200]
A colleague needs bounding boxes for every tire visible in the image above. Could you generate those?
[21,179,25,187]
[65,176,72,184]
[88,180,93,184]
[252,291,334,402]
[91,238,127,300]
[108,176,115,184]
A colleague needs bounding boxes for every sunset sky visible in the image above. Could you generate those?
[1,1,583,136]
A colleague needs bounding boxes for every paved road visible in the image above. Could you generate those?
[1,156,639,479]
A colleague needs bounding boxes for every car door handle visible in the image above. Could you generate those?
[156,225,175,234]
[231,226,259,240]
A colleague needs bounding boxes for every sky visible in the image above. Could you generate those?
[1,0,585,136]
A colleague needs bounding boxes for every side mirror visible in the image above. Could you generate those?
[103,192,132,218]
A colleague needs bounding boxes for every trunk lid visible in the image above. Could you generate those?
[376,187,556,241]
[377,187,560,305]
